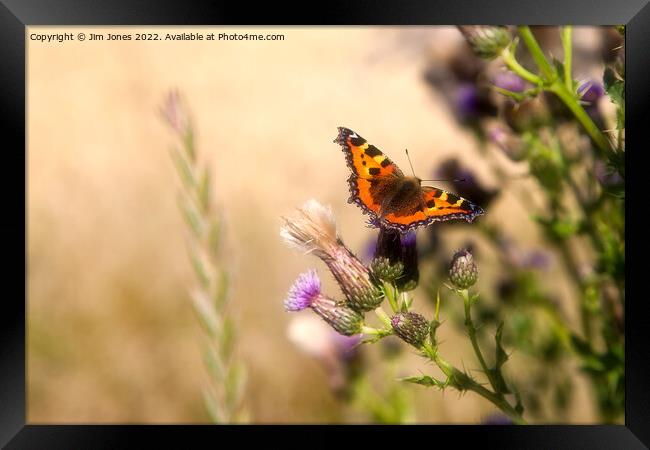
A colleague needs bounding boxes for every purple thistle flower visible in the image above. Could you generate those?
[284,270,321,311]
[494,71,527,93]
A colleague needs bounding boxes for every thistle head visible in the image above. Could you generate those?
[284,270,322,311]
[281,200,384,312]
[458,26,512,60]
[449,248,479,289]
[391,312,430,348]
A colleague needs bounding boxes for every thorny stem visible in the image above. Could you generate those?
[421,342,526,424]
[561,26,573,91]
[460,290,500,394]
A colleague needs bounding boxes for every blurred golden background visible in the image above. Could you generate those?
[27,26,609,423]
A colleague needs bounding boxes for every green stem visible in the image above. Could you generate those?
[518,26,556,81]
[561,26,573,91]
[550,83,612,153]
[517,26,611,153]
[501,45,542,85]
[374,307,393,328]
[461,290,499,394]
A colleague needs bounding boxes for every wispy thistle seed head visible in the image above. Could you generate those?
[391,312,430,347]
[280,199,339,258]
[281,200,384,312]
[449,249,479,289]
[458,26,512,60]
[284,270,322,311]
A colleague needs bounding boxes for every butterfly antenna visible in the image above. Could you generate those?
[420,178,467,182]
[405,149,417,178]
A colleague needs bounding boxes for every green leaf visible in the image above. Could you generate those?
[515,391,524,415]
[400,374,447,389]
[494,322,509,368]
[604,66,625,130]
[491,322,512,394]
[198,169,212,213]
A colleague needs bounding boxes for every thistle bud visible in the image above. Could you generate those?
[311,297,365,337]
[370,257,404,283]
[391,312,430,347]
[458,26,512,60]
[449,249,479,289]
[374,227,419,291]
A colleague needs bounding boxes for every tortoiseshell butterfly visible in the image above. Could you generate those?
[334,127,484,233]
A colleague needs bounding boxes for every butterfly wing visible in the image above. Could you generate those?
[380,186,484,232]
[421,186,484,222]
[334,127,404,216]
[334,127,484,232]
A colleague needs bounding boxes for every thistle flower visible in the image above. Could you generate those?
[458,26,512,60]
[372,227,420,290]
[284,269,322,311]
[449,249,479,289]
[281,200,384,312]
[391,312,430,347]
[284,270,364,336]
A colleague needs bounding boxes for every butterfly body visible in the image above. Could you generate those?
[335,127,484,233]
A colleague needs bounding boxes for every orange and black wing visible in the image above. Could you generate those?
[334,127,403,217]
[421,186,483,222]
[377,186,482,232]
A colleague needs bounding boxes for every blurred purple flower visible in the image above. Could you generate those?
[456,83,482,120]
[498,237,552,271]
[487,124,525,161]
[578,80,604,104]
[287,315,363,396]
[332,333,362,361]
[434,158,499,210]
[493,71,527,93]
[482,413,514,425]
[594,159,623,188]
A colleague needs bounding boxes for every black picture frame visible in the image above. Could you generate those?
[2,1,647,448]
